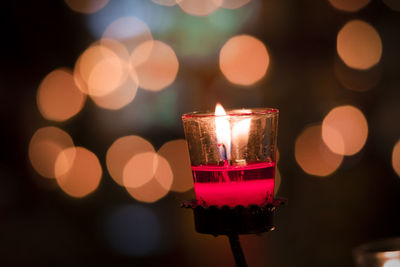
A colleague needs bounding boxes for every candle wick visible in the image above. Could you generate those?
[218,143,229,161]
[217,144,231,182]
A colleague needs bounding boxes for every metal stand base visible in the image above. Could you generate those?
[181,198,286,267]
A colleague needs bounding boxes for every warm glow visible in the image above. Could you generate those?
[120,147,174,202]
[100,38,130,61]
[55,147,102,198]
[383,259,400,267]
[153,154,174,191]
[295,125,343,177]
[126,178,169,203]
[130,40,179,91]
[87,55,125,97]
[328,0,370,12]
[37,68,86,121]
[106,136,155,186]
[220,0,250,9]
[231,118,251,160]
[90,79,138,110]
[158,139,193,192]
[29,127,74,178]
[178,0,222,16]
[64,0,109,14]
[232,118,251,142]
[102,16,153,52]
[322,105,368,155]
[86,39,137,110]
[392,140,400,177]
[220,35,269,86]
[74,44,127,97]
[215,103,231,159]
[123,152,158,188]
[337,20,382,70]
[73,55,88,94]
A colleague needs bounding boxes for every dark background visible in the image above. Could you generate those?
[1,0,400,266]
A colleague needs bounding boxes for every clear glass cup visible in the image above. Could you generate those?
[354,238,400,267]
[182,108,279,207]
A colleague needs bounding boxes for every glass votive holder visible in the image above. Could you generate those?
[354,238,400,267]
[182,107,279,207]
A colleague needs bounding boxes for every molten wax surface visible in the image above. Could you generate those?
[192,162,275,207]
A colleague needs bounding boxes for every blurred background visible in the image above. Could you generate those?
[1,0,400,266]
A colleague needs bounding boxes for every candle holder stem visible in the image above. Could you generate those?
[228,234,247,267]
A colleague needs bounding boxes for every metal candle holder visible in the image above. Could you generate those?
[181,106,281,266]
[181,198,286,267]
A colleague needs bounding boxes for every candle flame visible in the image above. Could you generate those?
[215,103,231,160]
[232,118,251,142]
[215,103,226,116]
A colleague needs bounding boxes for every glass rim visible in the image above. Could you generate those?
[182,107,279,119]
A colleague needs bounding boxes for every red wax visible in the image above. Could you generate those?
[191,161,275,207]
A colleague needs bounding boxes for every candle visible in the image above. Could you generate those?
[215,103,231,161]
[182,104,279,207]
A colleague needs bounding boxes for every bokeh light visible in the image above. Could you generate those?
[100,38,131,61]
[130,40,179,91]
[86,39,138,110]
[104,204,161,256]
[64,0,109,14]
[75,44,127,97]
[163,3,256,58]
[384,259,400,267]
[219,35,269,86]
[295,125,344,177]
[337,20,382,70]
[87,54,125,97]
[123,152,158,188]
[152,0,181,6]
[158,139,193,192]
[102,16,153,52]
[334,58,381,92]
[220,0,250,9]
[178,0,222,16]
[126,177,170,203]
[392,140,400,177]
[37,68,86,121]
[383,0,400,12]
[153,154,174,190]
[55,147,102,198]
[106,135,155,186]
[322,105,368,156]
[123,151,173,203]
[90,79,138,110]
[328,0,370,12]
[86,0,175,40]
[29,127,74,178]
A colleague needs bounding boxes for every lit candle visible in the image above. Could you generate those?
[182,104,279,207]
[215,103,231,161]
[231,116,251,164]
